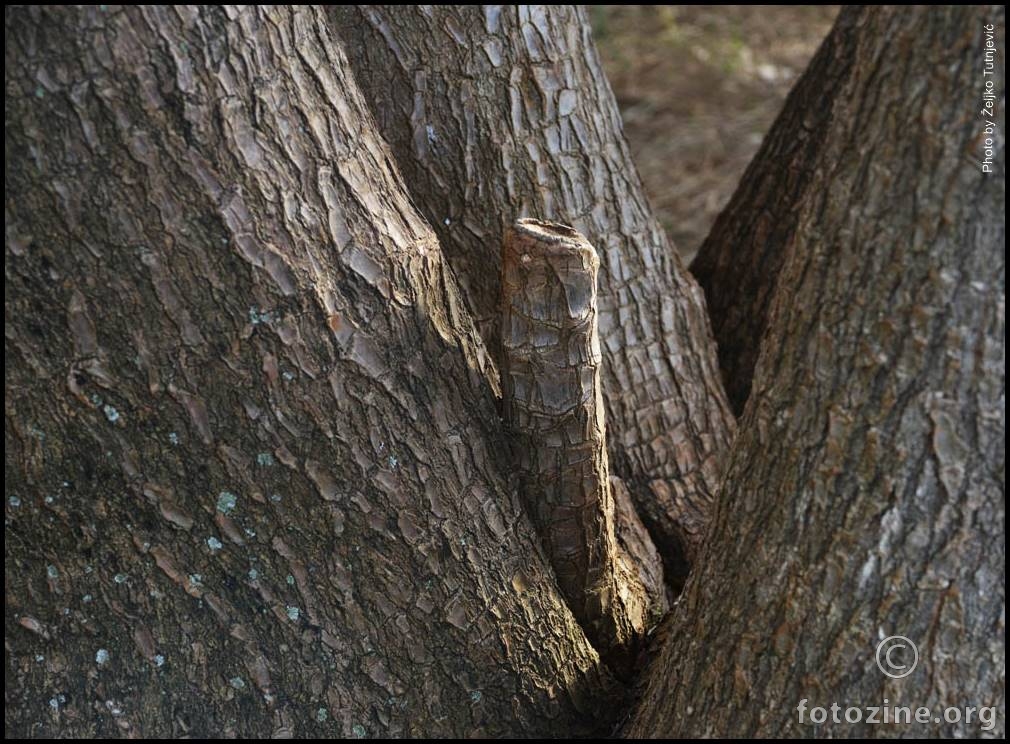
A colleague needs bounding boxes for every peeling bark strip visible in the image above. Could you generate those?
[501,219,646,672]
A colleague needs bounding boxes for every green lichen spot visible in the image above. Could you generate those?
[113,573,128,584]
[248,306,275,325]
[352,724,366,738]
[256,452,275,467]
[207,537,223,552]
[46,565,59,579]
[34,86,45,99]
[95,648,110,665]
[286,574,295,586]
[316,707,328,723]
[248,568,259,581]
[216,491,237,514]
[229,676,246,690]
[286,605,300,622]
[470,690,482,703]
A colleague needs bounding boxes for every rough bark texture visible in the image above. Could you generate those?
[689,7,864,415]
[610,476,669,628]
[332,5,736,577]
[629,6,1005,737]
[4,6,620,737]
[500,219,648,676]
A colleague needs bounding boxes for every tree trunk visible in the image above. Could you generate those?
[629,5,1005,737]
[331,5,736,577]
[5,6,617,737]
[6,4,1004,740]
[688,7,864,415]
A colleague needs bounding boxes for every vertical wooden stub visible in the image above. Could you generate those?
[501,219,647,673]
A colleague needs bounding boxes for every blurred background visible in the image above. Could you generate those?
[592,5,839,261]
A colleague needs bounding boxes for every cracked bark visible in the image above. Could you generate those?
[331,5,736,578]
[5,3,1004,739]
[5,6,618,737]
[629,6,1005,737]
[500,219,648,676]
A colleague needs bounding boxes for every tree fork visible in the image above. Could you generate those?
[332,5,737,582]
[500,219,648,675]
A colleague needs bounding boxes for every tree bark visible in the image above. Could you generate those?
[500,219,648,675]
[689,7,864,415]
[629,5,1005,737]
[5,6,619,737]
[6,4,1005,740]
[331,5,736,577]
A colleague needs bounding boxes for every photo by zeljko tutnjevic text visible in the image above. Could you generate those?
[979,20,1001,173]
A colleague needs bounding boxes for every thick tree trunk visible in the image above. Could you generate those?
[5,6,618,737]
[629,5,1005,737]
[331,5,736,577]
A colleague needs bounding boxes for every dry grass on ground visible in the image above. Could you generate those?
[593,5,838,261]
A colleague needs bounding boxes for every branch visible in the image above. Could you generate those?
[629,6,1005,735]
[500,219,647,674]
[689,8,862,414]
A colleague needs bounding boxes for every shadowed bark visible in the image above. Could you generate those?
[332,4,736,579]
[4,6,619,737]
[500,219,648,675]
[629,6,1005,737]
[689,8,865,415]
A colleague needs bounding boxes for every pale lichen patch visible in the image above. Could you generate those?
[217,491,238,514]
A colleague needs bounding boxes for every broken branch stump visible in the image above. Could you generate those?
[500,219,647,674]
